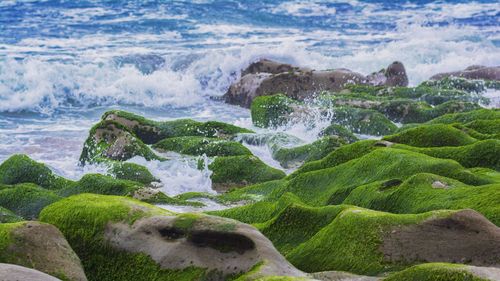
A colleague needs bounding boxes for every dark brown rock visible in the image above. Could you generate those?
[430,65,500,81]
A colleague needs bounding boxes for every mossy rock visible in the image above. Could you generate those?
[153,136,252,157]
[79,120,161,165]
[328,106,397,136]
[464,119,500,135]
[57,174,144,197]
[289,140,379,178]
[0,206,22,223]
[383,124,477,147]
[272,136,346,168]
[109,162,157,184]
[280,148,491,206]
[251,94,297,128]
[0,221,87,281]
[208,155,286,191]
[427,109,500,125]
[420,77,487,93]
[102,110,253,144]
[318,124,358,143]
[384,263,498,281]
[394,140,500,170]
[40,194,306,281]
[0,154,74,190]
[285,208,499,275]
[343,173,500,226]
[0,183,61,220]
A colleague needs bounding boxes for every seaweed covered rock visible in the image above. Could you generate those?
[0,263,63,281]
[0,184,61,219]
[428,108,500,125]
[102,110,252,144]
[343,173,500,225]
[108,162,158,184]
[384,263,500,281]
[383,124,478,147]
[0,154,73,190]
[280,148,491,206]
[0,206,21,223]
[79,119,161,164]
[0,221,87,281]
[208,155,286,191]
[40,194,308,281]
[272,137,346,168]
[153,136,252,157]
[318,124,359,143]
[251,94,298,128]
[58,173,143,197]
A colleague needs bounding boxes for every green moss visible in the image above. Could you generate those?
[383,124,477,147]
[142,191,204,207]
[173,213,202,231]
[58,173,143,197]
[272,136,346,168]
[343,173,500,226]
[427,109,500,125]
[208,155,286,190]
[384,263,489,281]
[0,154,74,190]
[328,106,397,136]
[393,140,500,170]
[251,94,297,128]
[0,183,61,219]
[109,162,157,184]
[0,206,22,223]
[217,180,287,203]
[289,140,379,178]
[281,148,491,206]
[0,222,26,261]
[318,124,358,143]
[153,136,251,157]
[464,119,500,135]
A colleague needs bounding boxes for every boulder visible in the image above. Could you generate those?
[0,221,87,281]
[430,65,500,81]
[224,59,408,108]
[40,194,308,281]
[384,263,500,281]
[0,263,62,281]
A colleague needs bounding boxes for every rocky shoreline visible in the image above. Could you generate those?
[0,61,499,281]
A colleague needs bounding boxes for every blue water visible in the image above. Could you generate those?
[0,0,499,193]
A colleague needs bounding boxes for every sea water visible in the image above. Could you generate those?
[0,0,499,196]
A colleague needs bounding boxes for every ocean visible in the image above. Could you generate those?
[1,0,499,196]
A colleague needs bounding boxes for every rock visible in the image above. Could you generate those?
[366,61,408,87]
[242,59,311,76]
[208,155,286,192]
[384,263,500,281]
[152,136,252,157]
[40,194,308,281]
[0,154,73,190]
[108,162,158,185]
[0,263,62,281]
[225,59,409,108]
[0,183,61,219]
[383,124,478,147]
[0,221,87,281]
[430,65,500,81]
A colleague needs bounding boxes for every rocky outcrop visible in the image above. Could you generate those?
[0,221,87,281]
[224,59,409,108]
[0,263,62,281]
[430,65,500,81]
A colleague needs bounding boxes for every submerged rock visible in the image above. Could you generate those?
[225,59,408,108]
[0,221,87,281]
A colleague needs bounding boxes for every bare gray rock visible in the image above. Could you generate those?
[0,263,62,281]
